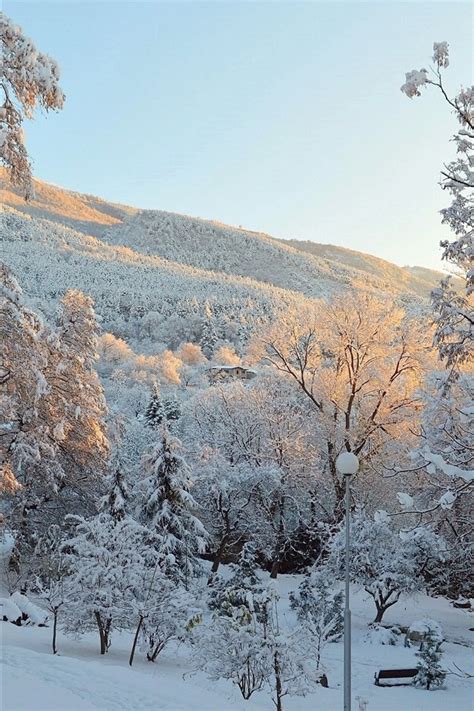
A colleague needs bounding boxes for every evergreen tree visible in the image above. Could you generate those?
[145,384,181,429]
[200,302,218,357]
[145,382,165,429]
[290,567,343,669]
[140,429,207,586]
[208,543,264,622]
[414,625,446,690]
[100,463,128,522]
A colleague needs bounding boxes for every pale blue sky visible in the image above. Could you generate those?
[5,1,473,269]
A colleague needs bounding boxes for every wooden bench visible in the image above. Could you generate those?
[374,668,418,686]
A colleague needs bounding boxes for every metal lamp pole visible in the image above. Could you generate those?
[335,451,359,711]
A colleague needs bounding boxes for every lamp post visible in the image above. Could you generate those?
[335,451,359,711]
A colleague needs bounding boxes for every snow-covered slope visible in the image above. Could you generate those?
[1,169,137,237]
[1,208,317,347]
[1,175,449,350]
[285,239,447,298]
[2,175,448,301]
[101,210,360,299]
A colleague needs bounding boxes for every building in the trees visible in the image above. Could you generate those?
[207,365,257,383]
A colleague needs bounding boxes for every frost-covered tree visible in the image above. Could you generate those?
[139,430,207,587]
[258,293,428,521]
[329,511,446,623]
[1,268,108,570]
[401,41,473,379]
[290,567,343,669]
[200,302,219,357]
[63,511,146,654]
[414,624,446,690]
[199,544,269,699]
[145,383,181,430]
[100,464,128,522]
[145,382,165,429]
[131,572,200,664]
[193,458,255,576]
[201,546,317,708]
[400,43,473,593]
[1,12,65,197]
[33,524,70,654]
[187,375,315,574]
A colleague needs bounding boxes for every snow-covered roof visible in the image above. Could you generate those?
[209,365,256,373]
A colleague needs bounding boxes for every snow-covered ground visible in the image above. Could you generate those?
[2,577,473,711]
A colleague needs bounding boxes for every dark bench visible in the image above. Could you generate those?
[374,668,418,686]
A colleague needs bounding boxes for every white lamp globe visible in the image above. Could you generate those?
[335,451,359,476]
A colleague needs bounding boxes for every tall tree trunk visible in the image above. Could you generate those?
[129,615,144,667]
[270,558,280,579]
[94,611,109,654]
[270,498,285,579]
[209,534,229,579]
[274,651,283,711]
[52,608,58,655]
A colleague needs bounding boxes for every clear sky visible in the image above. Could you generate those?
[4,1,473,270]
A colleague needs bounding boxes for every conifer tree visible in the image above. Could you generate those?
[290,567,343,669]
[200,302,218,357]
[100,463,128,522]
[414,625,446,690]
[140,429,207,586]
[145,382,165,429]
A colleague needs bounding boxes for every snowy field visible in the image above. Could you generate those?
[2,577,473,711]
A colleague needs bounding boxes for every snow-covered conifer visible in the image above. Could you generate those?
[100,462,128,522]
[290,566,343,669]
[414,624,446,690]
[139,429,207,586]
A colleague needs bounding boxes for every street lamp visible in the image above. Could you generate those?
[336,451,359,711]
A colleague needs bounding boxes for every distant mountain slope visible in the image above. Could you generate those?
[101,209,355,299]
[1,208,315,349]
[284,240,445,298]
[2,175,448,302]
[0,169,137,237]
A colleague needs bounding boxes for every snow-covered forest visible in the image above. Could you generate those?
[1,11,473,711]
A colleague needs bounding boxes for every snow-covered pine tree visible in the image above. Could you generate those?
[145,382,165,429]
[290,566,343,669]
[100,462,128,522]
[208,542,264,620]
[414,625,446,690]
[140,429,207,586]
[163,398,181,423]
[200,302,219,358]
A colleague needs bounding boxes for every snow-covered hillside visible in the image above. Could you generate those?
[2,174,448,304]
